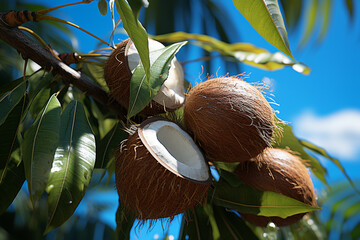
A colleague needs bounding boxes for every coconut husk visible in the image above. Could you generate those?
[235,148,317,227]
[115,119,211,220]
[104,39,181,116]
[184,77,274,162]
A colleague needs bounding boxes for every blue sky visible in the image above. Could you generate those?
[21,0,360,239]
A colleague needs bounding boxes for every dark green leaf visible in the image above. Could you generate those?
[115,0,150,80]
[95,121,128,169]
[128,41,187,117]
[115,206,135,240]
[345,0,354,20]
[98,0,108,16]
[0,78,26,126]
[213,206,258,240]
[22,94,61,207]
[179,207,214,240]
[232,0,293,59]
[0,97,27,214]
[45,101,96,234]
[272,122,328,185]
[29,88,51,119]
[0,149,24,215]
[214,171,319,218]
[83,62,109,92]
[128,0,148,19]
[300,140,359,193]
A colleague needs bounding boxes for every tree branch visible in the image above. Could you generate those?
[0,12,126,117]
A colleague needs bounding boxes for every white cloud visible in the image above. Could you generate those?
[293,109,360,161]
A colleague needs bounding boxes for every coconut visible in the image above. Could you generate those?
[104,38,185,115]
[234,148,317,227]
[184,77,274,163]
[115,117,211,220]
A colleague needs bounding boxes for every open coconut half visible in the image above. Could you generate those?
[115,117,211,220]
[235,148,317,227]
[104,38,185,115]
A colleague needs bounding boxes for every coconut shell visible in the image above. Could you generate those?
[234,148,317,227]
[104,39,180,115]
[184,77,274,163]
[115,119,211,220]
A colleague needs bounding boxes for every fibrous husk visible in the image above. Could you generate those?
[115,117,211,220]
[104,38,185,115]
[184,77,274,163]
[235,148,317,227]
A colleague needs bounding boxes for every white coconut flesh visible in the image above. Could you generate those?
[126,39,185,109]
[138,120,210,182]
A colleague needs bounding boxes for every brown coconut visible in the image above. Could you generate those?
[115,117,211,220]
[235,148,317,227]
[184,77,274,163]
[104,38,185,115]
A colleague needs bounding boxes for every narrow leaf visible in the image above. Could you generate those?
[0,78,26,126]
[128,41,187,117]
[0,97,27,214]
[213,206,259,240]
[128,0,149,19]
[0,149,24,215]
[95,121,128,169]
[300,140,359,193]
[214,171,319,219]
[299,0,319,47]
[317,0,332,41]
[115,0,150,80]
[115,206,135,240]
[45,101,96,234]
[179,207,214,240]
[232,0,294,59]
[154,32,309,74]
[22,94,61,207]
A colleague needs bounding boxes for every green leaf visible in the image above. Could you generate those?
[0,97,27,214]
[128,41,187,117]
[300,140,359,193]
[214,171,319,219]
[0,77,26,126]
[115,0,150,80]
[179,207,214,240]
[45,101,96,234]
[98,0,108,16]
[22,94,61,207]
[128,0,149,19]
[317,0,331,41]
[115,206,135,240]
[0,149,24,215]
[299,0,318,47]
[95,121,128,169]
[83,62,109,92]
[212,206,259,240]
[345,0,354,20]
[272,122,328,185]
[232,0,294,59]
[29,87,51,119]
[153,32,309,74]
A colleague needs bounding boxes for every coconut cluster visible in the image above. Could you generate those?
[105,39,316,225]
[234,148,317,227]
